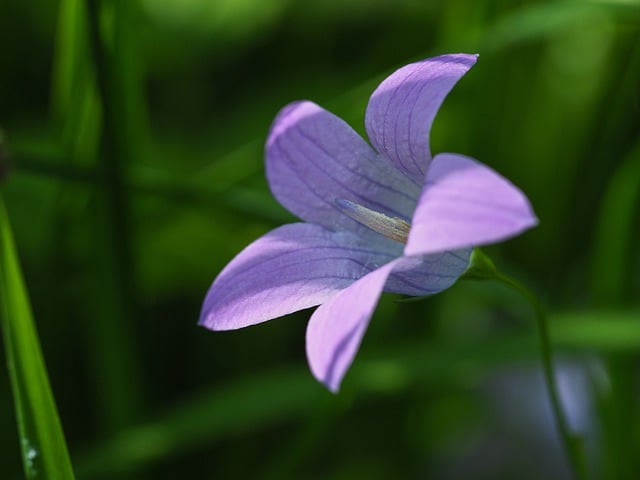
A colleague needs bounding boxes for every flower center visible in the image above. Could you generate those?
[335,198,411,244]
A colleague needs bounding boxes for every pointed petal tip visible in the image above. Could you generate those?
[197,307,210,327]
[443,52,479,63]
[422,53,479,69]
[327,382,340,394]
[506,210,539,237]
[197,311,222,331]
[404,210,538,257]
[310,365,341,394]
[513,198,540,233]
[525,212,540,229]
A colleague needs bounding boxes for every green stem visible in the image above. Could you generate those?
[493,271,588,480]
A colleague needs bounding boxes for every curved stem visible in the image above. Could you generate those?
[493,271,588,480]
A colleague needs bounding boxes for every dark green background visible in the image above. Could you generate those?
[1,0,639,478]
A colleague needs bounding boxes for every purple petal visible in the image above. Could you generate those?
[365,54,478,185]
[266,101,420,236]
[405,153,538,256]
[199,223,399,331]
[306,260,400,392]
[385,248,471,296]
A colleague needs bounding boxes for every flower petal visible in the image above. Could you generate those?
[405,153,538,256]
[365,54,478,185]
[385,248,471,296]
[266,101,420,235]
[199,223,399,331]
[306,260,400,392]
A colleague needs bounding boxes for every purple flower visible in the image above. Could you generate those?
[200,54,537,392]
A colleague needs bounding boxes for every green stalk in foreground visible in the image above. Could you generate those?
[465,249,588,480]
[0,196,75,479]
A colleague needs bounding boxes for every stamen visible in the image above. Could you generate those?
[335,198,411,244]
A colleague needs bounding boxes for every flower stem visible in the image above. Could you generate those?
[492,271,588,480]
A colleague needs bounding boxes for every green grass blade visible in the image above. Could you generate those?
[0,196,75,480]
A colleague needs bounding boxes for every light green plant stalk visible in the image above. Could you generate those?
[0,196,76,479]
[465,249,588,480]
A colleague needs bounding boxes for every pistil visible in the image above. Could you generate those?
[335,198,411,244]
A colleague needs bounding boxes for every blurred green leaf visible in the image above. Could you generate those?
[0,196,75,480]
[590,142,640,305]
[482,0,640,52]
[140,0,290,45]
[75,368,324,478]
[552,311,640,351]
[74,308,638,477]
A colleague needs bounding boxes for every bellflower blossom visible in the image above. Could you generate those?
[200,54,537,392]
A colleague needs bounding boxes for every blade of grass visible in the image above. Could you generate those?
[0,196,75,480]
[482,1,640,52]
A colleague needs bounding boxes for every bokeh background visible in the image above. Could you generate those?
[1,0,639,478]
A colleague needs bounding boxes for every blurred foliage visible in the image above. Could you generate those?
[1,0,639,479]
